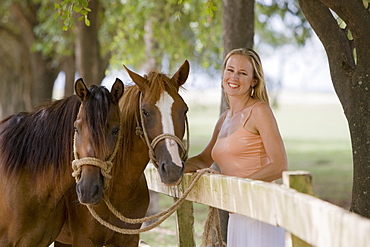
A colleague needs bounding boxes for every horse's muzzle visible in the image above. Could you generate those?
[158,161,184,186]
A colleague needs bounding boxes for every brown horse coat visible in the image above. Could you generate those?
[55,61,190,247]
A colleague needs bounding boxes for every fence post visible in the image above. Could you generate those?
[175,198,196,247]
[283,171,314,247]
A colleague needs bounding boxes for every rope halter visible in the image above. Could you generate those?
[135,92,189,167]
[72,104,122,189]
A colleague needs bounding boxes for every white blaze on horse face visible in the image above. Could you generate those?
[155,91,182,167]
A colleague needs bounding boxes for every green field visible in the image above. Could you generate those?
[140,94,354,246]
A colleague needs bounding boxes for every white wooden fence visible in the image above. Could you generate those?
[144,165,370,247]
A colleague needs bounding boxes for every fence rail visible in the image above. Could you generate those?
[144,165,370,247]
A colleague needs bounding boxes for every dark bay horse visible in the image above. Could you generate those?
[55,60,190,247]
[0,78,123,246]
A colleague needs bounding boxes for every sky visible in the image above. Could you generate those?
[261,34,333,93]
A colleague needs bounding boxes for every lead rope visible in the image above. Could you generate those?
[92,170,224,246]
[86,168,211,235]
[73,95,222,246]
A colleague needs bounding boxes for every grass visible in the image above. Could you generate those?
[275,103,353,208]
[140,93,354,246]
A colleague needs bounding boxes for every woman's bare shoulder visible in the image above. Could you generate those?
[251,100,271,112]
[249,101,276,124]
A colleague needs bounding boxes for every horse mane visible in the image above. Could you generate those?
[0,85,114,178]
[119,70,182,160]
[0,96,81,177]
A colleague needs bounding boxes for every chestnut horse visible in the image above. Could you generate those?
[0,78,123,246]
[55,60,190,247]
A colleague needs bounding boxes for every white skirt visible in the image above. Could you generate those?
[227,213,285,247]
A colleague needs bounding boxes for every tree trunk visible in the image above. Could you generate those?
[218,0,256,242]
[221,0,255,113]
[11,2,59,107]
[62,55,76,97]
[29,54,59,106]
[298,0,370,218]
[140,1,167,73]
[0,2,59,119]
[75,0,109,86]
[141,18,162,72]
[0,30,29,118]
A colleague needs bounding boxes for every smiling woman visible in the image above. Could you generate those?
[185,48,287,247]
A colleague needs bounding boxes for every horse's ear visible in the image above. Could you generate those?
[111,78,124,104]
[171,60,190,88]
[123,64,148,91]
[75,78,90,101]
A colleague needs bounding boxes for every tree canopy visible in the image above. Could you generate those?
[39,0,312,71]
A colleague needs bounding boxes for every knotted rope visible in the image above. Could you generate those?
[201,207,226,247]
[71,104,122,189]
[72,157,113,189]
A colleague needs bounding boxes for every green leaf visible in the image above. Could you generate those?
[81,0,89,8]
[84,15,90,26]
[73,5,82,13]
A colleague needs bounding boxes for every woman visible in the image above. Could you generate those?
[185,48,287,246]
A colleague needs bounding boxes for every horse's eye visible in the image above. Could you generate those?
[112,127,120,136]
[74,126,79,134]
[142,109,150,117]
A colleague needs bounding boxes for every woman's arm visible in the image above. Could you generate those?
[246,103,288,182]
[184,111,227,173]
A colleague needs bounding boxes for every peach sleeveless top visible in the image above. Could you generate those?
[211,102,270,177]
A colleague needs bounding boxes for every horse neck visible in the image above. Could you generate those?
[35,165,75,198]
[111,134,150,189]
[0,158,75,209]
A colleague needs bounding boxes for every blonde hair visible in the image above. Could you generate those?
[222,48,269,105]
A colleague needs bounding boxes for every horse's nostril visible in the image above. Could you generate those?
[75,177,104,205]
[93,184,101,198]
[160,163,168,176]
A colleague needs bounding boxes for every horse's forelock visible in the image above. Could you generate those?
[83,86,112,158]
[145,71,178,102]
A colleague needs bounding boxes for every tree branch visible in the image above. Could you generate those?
[298,0,355,95]
[322,0,370,69]
[322,0,370,29]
